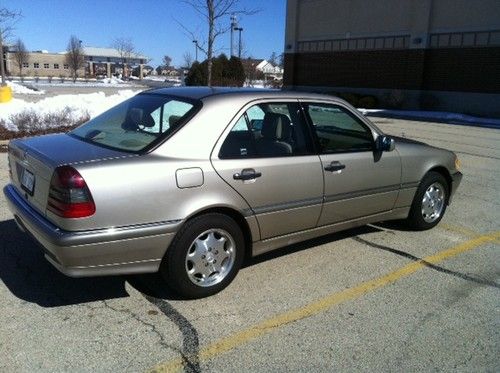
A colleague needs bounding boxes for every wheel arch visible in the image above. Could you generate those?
[426,166,452,203]
[183,206,255,261]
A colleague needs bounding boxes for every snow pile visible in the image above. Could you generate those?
[0,90,138,131]
[359,109,500,127]
[6,81,45,95]
[97,76,126,85]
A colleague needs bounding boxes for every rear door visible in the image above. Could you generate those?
[301,101,401,226]
[211,100,323,240]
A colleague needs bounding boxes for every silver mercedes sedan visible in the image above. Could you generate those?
[4,88,462,298]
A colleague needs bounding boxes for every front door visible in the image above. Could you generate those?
[301,101,401,226]
[211,100,323,240]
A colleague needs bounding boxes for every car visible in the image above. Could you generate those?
[4,87,462,298]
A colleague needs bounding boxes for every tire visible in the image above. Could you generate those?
[406,171,449,231]
[160,213,245,299]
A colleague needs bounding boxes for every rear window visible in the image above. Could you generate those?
[71,94,199,152]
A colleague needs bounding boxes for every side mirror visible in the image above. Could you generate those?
[376,135,395,152]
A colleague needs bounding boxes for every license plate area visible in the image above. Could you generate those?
[21,168,35,195]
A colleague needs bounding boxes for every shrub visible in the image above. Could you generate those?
[1,108,90,140]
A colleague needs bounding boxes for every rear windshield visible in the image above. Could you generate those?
[71,94,199,152]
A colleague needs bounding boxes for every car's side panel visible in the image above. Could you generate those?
[318,151,401,225]
[211,156,324,239]
[252,207,411,256]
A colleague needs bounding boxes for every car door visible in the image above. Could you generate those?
[211,100,324,240]
[301,101,401,226]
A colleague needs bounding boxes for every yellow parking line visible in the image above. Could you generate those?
[148,231,500,373]
[440,223,500,244]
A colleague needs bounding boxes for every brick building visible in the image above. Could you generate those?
[284,0,500,116]
[6,47,149,79]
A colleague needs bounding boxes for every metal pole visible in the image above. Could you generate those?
[234,27,243,59]
[193,40,198,61]
[230,14,237,57]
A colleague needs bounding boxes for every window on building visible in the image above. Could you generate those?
[44,63,50,69]
[54,63,59,69]
[34,63,40,69]
[22,62,29,68]
[63,64,69,69]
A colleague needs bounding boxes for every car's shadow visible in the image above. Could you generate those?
[0,218,382,307]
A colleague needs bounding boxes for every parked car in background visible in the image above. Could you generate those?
[4,88,462,298]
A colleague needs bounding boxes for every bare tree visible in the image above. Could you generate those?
[12,38,28,77]
[183,52,194,68]
[112,37,135,78]
[162,55,172,67]
[0,7,21,85]
[180,0,258,85]
[268,52,278,66]
[65,35,85,82]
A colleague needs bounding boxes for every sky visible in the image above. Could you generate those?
[2,0,287,67]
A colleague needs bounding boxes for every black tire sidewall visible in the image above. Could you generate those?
[161,213,245,299]
[408,171,449,230]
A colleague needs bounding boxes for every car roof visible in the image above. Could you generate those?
[140,86,338,102]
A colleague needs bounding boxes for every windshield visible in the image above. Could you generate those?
[71,94,199,152]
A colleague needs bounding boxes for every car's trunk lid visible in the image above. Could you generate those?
[8,133,135,217]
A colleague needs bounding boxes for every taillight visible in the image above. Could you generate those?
[47,166,95,218]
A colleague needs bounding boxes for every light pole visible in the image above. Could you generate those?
[230,14,237,57]
[234,27,243,58]
[192,40,199,61]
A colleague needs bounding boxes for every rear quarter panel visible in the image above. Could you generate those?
[49,155,253,233]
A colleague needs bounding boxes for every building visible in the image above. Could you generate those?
[284,0,500,116]
[6,47,149,79]
[242,58,284,81]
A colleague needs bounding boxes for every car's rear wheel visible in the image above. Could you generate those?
[160,213,244,299]
[406,171,449,230]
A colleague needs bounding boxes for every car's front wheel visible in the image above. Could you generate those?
[160,213,244,299]
[406,171,449,230]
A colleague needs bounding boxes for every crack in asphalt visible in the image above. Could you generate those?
[100,300,184,371]
[353,236,500,289]
[143,295,201,373]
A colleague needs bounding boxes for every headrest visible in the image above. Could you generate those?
[122,108,155,131]
[169,115,182,128]
[261,112,292,140]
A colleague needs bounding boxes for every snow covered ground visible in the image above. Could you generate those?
[6,77,134,89]
[0,89,138,131]
[359,109,500,128]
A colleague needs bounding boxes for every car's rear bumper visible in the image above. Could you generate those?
[449,171,463,203]
[3,184,180,277]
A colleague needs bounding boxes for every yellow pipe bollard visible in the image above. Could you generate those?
[0,85,13,103]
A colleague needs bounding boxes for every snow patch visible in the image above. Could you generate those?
[359,109,500,127]
[6,81,45,95]
[0,90,138,131]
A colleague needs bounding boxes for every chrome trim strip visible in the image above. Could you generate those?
[4,184,181,247]
[324,184,400,203]
[401,181,420,189]
[243,196,324,216]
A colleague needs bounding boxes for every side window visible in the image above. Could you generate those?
[142,100,193,135]
[219,102,313,159]
[305,104,374,153]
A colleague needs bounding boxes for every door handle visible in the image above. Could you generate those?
[324,161,346,172]
[233,168,262,180]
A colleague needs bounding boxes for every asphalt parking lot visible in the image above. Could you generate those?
[0,117,498,372]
